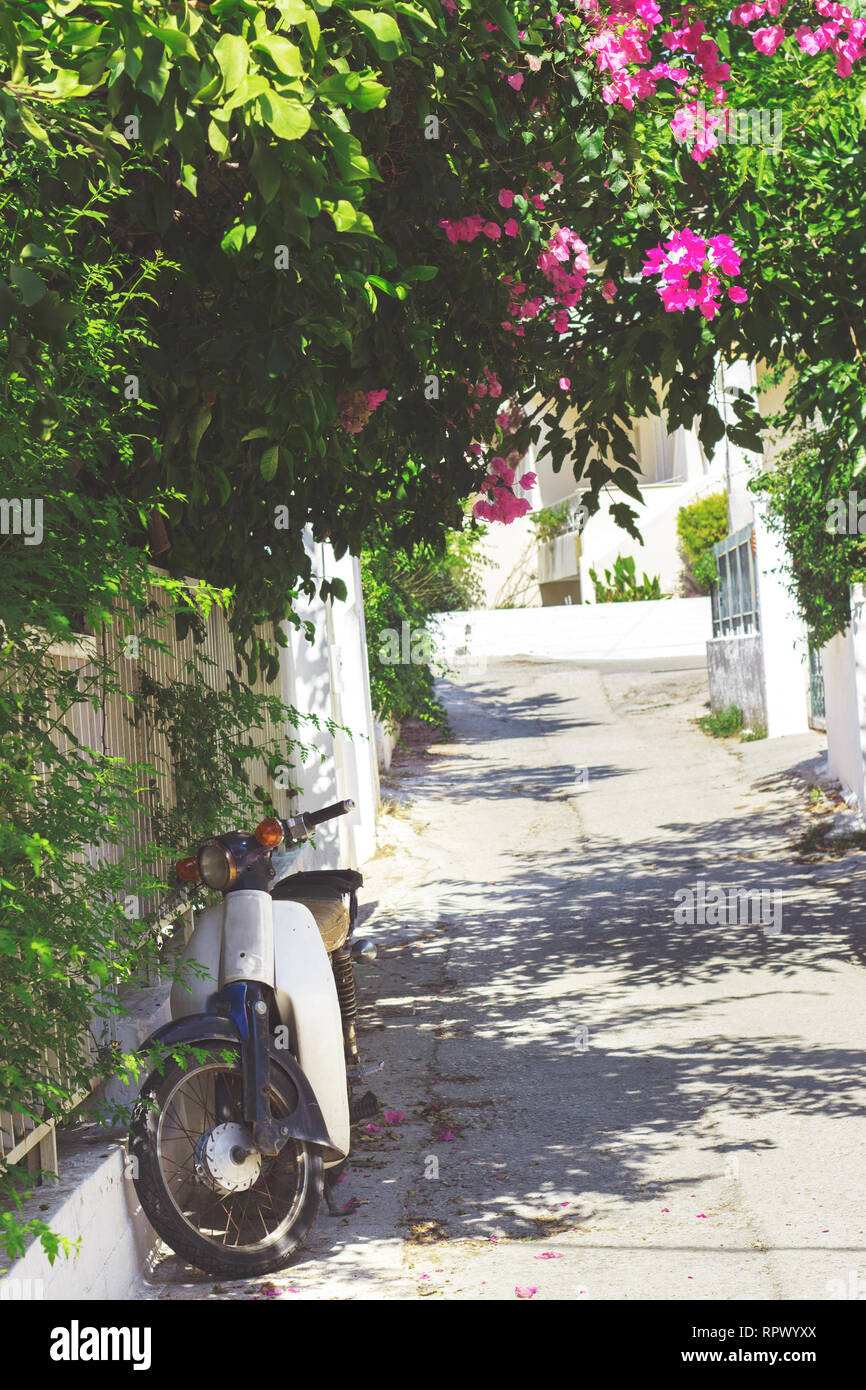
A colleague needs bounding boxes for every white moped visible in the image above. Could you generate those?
[130,799,378,1275]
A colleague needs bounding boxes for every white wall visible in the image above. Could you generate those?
[280,532,379,868]
[433,596,712,665]
[752,501,811,738]
[823,586,866,812]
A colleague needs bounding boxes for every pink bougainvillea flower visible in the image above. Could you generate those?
[498,189,515,208]
[383,1110,405,1125]
[642,227,747,318]
[515,1286,539,1298]
[728,285,749,303]
[602,279,618,302]
[558,376,570,389]
[366,388,388,410]
[753,24,786,54]
[483,221,502,240]
[517,472,536,490]
[504,218,519,237]
[507,73,524,90]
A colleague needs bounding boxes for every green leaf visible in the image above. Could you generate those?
[366,274,407,299]
[252,34,304,77]
[10,264,47,306]
[316,72,388,111]
[179,163,198,195]
[276,0,311,20]
[221,219,257,253]
[260,91,311,140]
[220,74,271,112]
[250,140,282,202]
[401,264,438,281]
[260,444,279,480]
[327,199,360,231]
[487,0,520,47]
[188,406,212,461]
[18,105,50,144]
[151,26,198,59]
[576,127,604,160]
[213,33,249,94]
[208,118,230,156]
[349,9,404,55]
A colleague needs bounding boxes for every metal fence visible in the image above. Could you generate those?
[0,574,293,1177]
[711,524,760,638]
[808,647,826,730]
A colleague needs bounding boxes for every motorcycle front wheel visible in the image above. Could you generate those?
[130,1041,324,1276]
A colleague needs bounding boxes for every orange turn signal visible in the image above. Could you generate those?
[255,817,284,848]
[176,856,200,882]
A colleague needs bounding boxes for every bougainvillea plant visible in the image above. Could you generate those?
[0,1,864,661]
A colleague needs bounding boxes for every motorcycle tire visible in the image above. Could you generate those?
[130,1040,324,1277]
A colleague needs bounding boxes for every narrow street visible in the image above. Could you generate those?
[139,659,866,1301]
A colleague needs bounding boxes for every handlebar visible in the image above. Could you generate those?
[302,798,355,829]
[282,798,355,843]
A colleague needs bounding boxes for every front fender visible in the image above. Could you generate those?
[139,1012,336,1155]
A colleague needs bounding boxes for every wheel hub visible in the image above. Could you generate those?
[194,1123,262,1194]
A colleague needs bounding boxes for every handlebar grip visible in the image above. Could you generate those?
[302,798,355,830]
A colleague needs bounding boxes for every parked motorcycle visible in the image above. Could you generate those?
[129,799,379,1276]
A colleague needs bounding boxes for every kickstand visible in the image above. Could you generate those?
[324,1158,348,1217]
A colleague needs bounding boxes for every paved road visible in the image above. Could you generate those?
[139,659,866,1301]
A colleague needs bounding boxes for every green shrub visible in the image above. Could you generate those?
[589,554,669,603]
[697,704,744,737]
[751,430,866,647]
[676,493,728,594]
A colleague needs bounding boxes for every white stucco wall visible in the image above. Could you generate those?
[823,586,866,812]
[752,502,811,738]
[432,596,711,664]
[280,533,380,868]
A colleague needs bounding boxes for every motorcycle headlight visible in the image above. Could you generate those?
[197,839,237,891]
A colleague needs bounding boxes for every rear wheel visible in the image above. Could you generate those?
[130,1042,323,1276]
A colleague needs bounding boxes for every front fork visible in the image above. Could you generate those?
[215,979,290,1157]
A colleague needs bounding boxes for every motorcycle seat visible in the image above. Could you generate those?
[272,869,363,898]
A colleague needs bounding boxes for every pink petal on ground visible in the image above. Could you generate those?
[515,1286,538,1298]
[364,1123,381,1133]
[534,1252,564,1260]
[383,1110,405,1125]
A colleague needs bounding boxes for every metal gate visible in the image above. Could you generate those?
[808,647,826,730]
